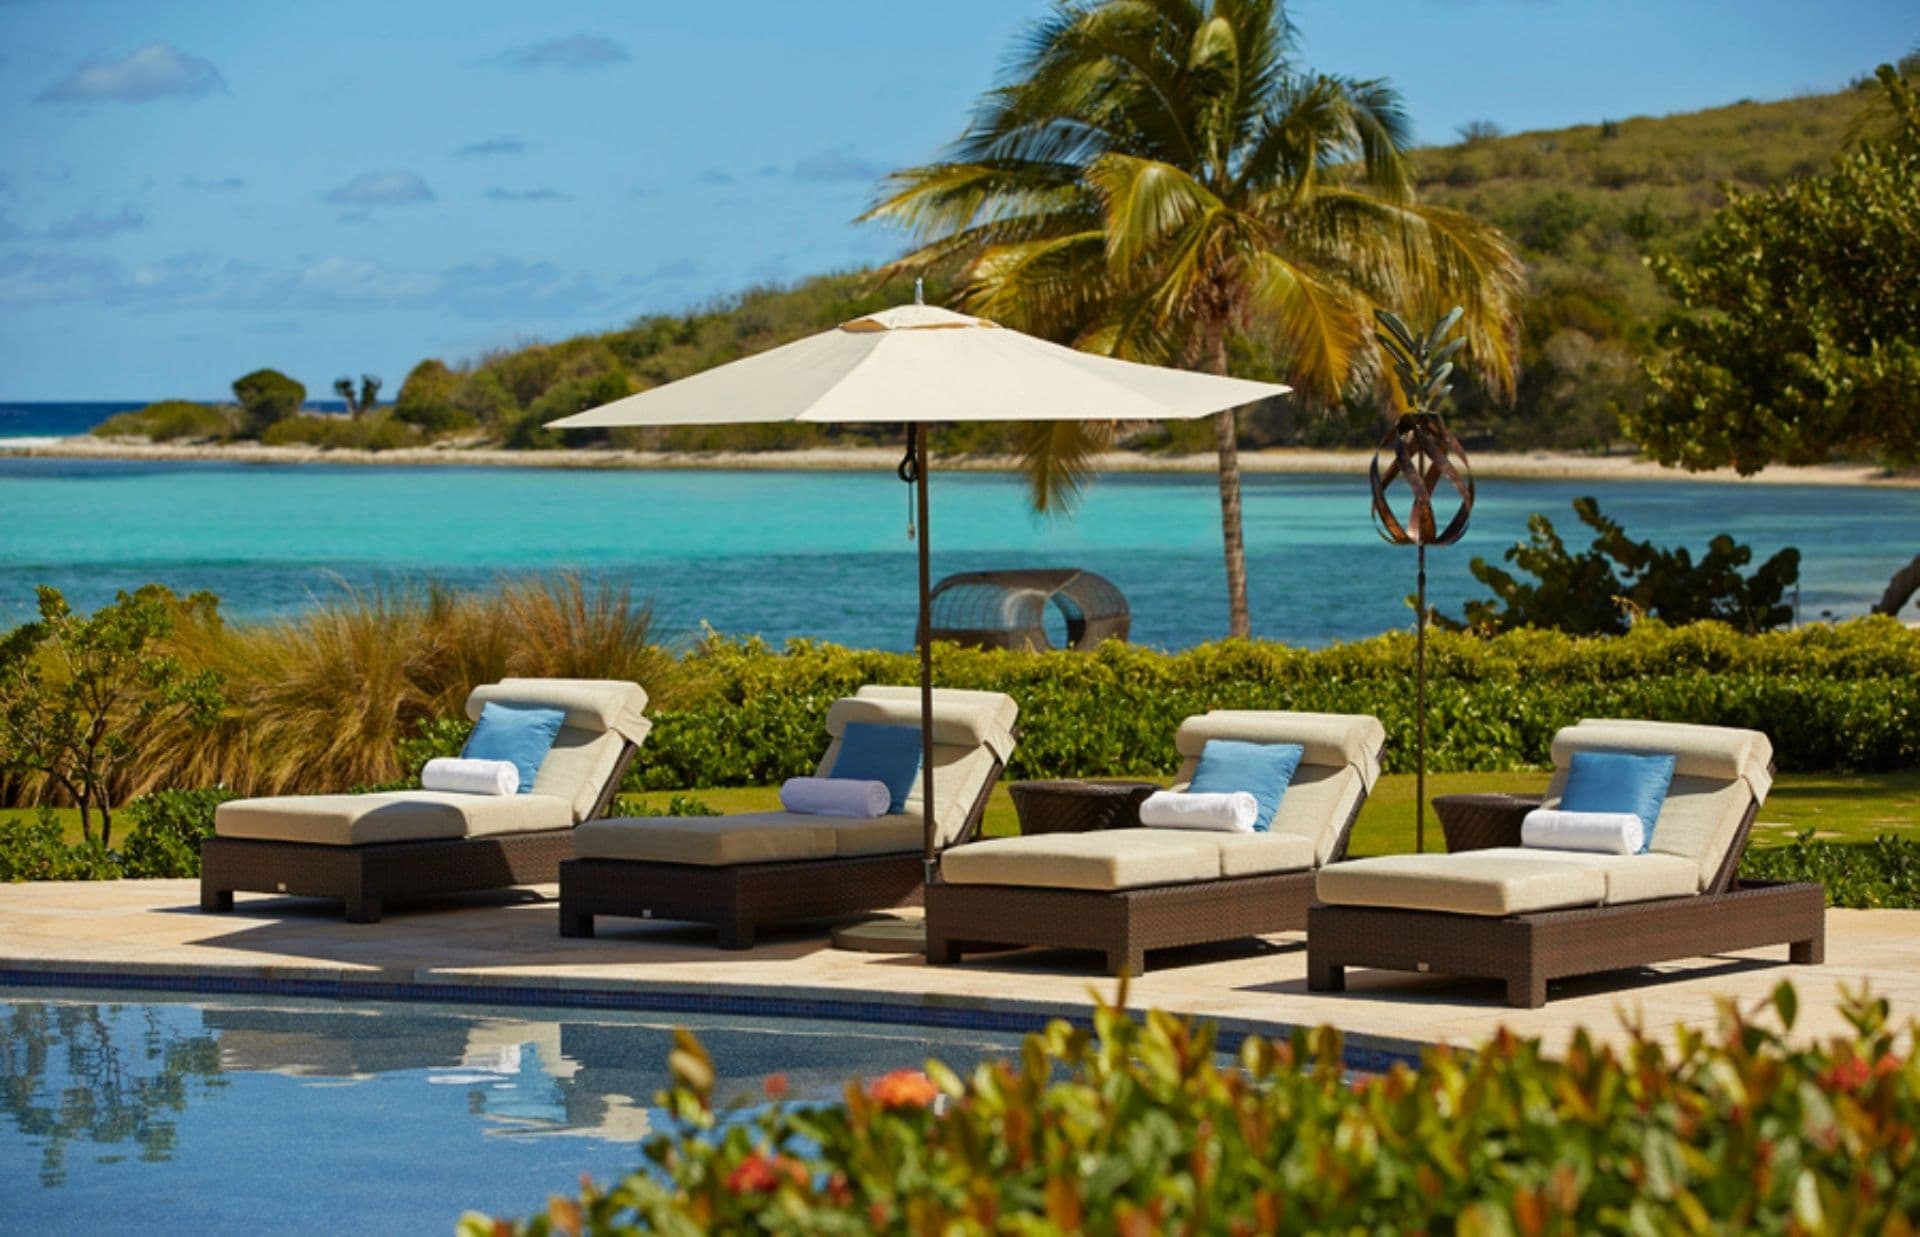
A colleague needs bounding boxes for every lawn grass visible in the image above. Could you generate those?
[620,770,1919,856]
[18,770,1913,854]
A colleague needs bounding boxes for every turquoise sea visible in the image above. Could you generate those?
[0,456,1906,649]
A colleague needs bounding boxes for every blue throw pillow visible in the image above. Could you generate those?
[461,702,566,795]
[1559,750,1676,853]
[1187,739,1305,833]
[829,722,924,814]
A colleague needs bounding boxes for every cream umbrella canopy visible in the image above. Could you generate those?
[549,298,1287,881]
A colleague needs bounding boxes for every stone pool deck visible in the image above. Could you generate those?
[2,880,1916,1065]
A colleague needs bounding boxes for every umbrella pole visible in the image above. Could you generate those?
[912,424,937,886]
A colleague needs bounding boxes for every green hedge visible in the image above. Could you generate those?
[1744,832,1920,909]
[467,984,1919,1235]
[633,618,1919,788]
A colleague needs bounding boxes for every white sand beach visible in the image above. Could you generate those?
[6,435,1916,488]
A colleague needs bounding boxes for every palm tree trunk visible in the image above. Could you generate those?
[1204,325,1251,639]
[1874,553,1920,618]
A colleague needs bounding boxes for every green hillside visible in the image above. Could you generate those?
[1418,69,1909,448]
[99,63,1912,456]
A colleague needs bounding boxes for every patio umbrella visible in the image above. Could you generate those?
[548,293,1286,883]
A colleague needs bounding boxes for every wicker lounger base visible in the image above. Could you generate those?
[199,830,575,924]
[925,870,1315,976]
[558,853,925,949]
[1305,879,1826,1009]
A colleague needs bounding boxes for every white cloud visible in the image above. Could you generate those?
[485,187,569,202]
[495,35,629,70]
[322,171,434,206]
[38,43,224,104]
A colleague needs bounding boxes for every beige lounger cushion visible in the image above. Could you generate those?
[940,830,1223,891]
[940,828,1315,890]
[466,678,652,745]
[1545,719,1773,889]
[1205,832,1319,878]
[215,791,572,847]
[573,814,838,866]
[1315,847,1700,916]
[819,685,1019,847]
[1172,711,1384,865]
[572,685,1019,868]
[466,678,653,823]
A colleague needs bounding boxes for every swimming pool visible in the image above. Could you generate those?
[0,990,1032,1234]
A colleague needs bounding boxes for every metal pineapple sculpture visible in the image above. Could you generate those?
[1368,307,1476,852]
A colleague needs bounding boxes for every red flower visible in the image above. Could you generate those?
[867,1068,939,1110]
[762,1072,790,1101]
[1819,1057,1872,1093]
[726,1153,807,1195]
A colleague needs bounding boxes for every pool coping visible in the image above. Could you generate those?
[0,957,1427,1075]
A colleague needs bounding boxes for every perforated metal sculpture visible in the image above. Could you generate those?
[1369,307,1476,852]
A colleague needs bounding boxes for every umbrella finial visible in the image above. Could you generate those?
[914,276,924,306]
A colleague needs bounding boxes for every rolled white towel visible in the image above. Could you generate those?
[421,757,520,797]
[1521,808,1646,855]
[1137,789,1260,834]
[780,776,891,818]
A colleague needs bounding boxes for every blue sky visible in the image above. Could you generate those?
[0,0,1910,401]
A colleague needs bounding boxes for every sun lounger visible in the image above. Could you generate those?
[201,678,651,923]
[1307,719,1825,1008]
[925,710,1386,975]
[557,685,1017,948]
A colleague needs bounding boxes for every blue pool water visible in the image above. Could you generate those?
[0,991,1032,1234]
[1,457,1906,647]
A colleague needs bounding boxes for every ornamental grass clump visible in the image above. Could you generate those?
[467,982,1917,1235]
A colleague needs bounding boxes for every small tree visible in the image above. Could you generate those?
[332,373,382,417]
[232,368,306,437]
[1440,497,1801,636]
[1629,65,1920,613]
[0,586,222,848]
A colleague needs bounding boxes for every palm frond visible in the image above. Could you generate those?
[1013,418,1116,513]
[1246,250,1366,404]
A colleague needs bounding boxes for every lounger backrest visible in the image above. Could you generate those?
[1542,719,1773,891]
[1171,711,1386,865]
[465,678,652,822]
[819,685,1018,847]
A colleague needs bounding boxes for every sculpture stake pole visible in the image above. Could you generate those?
[1416,542,1427,854]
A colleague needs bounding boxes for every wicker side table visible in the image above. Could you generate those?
[1433,793,1543,852]
[1008,780,1161,835]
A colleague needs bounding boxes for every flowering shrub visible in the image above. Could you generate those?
[463,983,1917,1234]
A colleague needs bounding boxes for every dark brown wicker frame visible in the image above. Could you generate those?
[199,742,638,924]
[1305,786,1826,1008]
[556,758,1003,949]
[923,750,1378,976]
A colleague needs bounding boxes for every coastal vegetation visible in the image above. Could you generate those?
[863,0,1523,637]
[466,984,1919,1234]
[1626,65,1920,616]
[1439,496,1801,635]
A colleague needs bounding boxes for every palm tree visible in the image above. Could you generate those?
[865,0,1522,637]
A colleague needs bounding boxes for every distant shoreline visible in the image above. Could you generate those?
[5,435,1915,488]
